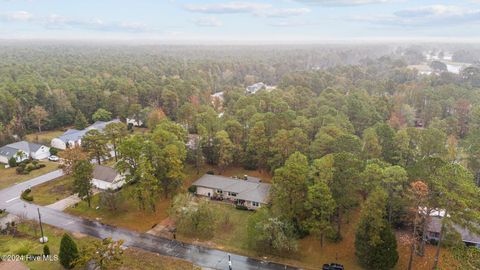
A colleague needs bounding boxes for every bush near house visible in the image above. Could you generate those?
[15,159,46,175]
[50,147,59,155]
[8,157,17,168]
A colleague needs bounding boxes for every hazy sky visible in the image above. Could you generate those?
[1,0,480,42]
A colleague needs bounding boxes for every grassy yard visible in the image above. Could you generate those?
[65,184,172,232]
[29,175,74,205]
[0,221,195,270]
[0,161,60,190]
[25,130,65,146]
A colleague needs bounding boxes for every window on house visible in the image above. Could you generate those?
[217,189,223,194]
[252,202,259,207]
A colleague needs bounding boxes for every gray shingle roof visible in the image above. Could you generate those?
[0,146,21,158]
[192,174,271,204]
[0,141,46,158]
[93,165,119,183]
[428,216,480,244]
[57,119,121,143]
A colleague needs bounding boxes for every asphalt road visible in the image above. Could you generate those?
[0,169,299,270]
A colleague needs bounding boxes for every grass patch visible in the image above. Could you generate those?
[29,175,74,206]
[25,130,65,146]
[0,221,194,270]
[0,161,59,190]
[65,184,171,232]
[176,202,253,253]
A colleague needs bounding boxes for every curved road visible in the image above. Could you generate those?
[0,170,299,270]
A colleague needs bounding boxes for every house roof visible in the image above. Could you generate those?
[56,119,121,143]
[93,165,119,183]
[0,141,47,158]
[0,146,21,158]
[192,174,271,204]
[428,216,480,244]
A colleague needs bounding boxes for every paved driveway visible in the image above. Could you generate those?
[0,171,299,270]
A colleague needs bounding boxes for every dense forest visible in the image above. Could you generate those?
[2,42,480,269]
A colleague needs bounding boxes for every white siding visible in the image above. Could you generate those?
[32,146,50,160]
[196,186,214,197]
[0,155,8,164]
[51,138,67,150]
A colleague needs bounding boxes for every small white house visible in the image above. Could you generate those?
[0,141,50,164]
[126,117,143,127]
[91,165,126,190]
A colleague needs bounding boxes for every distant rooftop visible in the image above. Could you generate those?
[57,119,120,143]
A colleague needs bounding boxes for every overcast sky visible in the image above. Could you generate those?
[1,0,480,42]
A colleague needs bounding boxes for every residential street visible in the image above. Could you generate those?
[0,171,298,270]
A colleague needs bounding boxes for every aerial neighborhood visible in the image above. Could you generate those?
[1,35,480,270]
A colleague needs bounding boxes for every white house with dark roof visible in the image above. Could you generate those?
[0,141,50,164]
[91,165,126,190]
[51,119,121,150]
[192,174,271,210]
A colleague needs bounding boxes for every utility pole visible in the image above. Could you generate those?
[228,254,232,270]
[37,208,47,243]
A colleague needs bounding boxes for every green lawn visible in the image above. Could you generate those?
[0,161,60,190]
[0,221,195,270]
[29,175,74,205]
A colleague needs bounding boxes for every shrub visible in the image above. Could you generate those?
[43,245,50,256]
[49,148,58,155]
[206,171,215,175]
[21,189,34,202]
[59,233,79,269]
[25,163,35,172]
[8,157,17,168]
[15,166,29,174]
[38,164,46,168]
[32,160,38,166]
[187,185,197,193]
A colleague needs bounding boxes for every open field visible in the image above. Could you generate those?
[29,175,74,205]
[0,161,59,190]
[0,221,194,270]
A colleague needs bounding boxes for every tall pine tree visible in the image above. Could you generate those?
[355,188,398,270]
[59,233,79,269]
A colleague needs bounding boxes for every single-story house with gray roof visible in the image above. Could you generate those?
[427,216,480,248]
[192,174,271,210]
[91,165,126,190]
[51,119,121,150]
[0,141,50,164]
